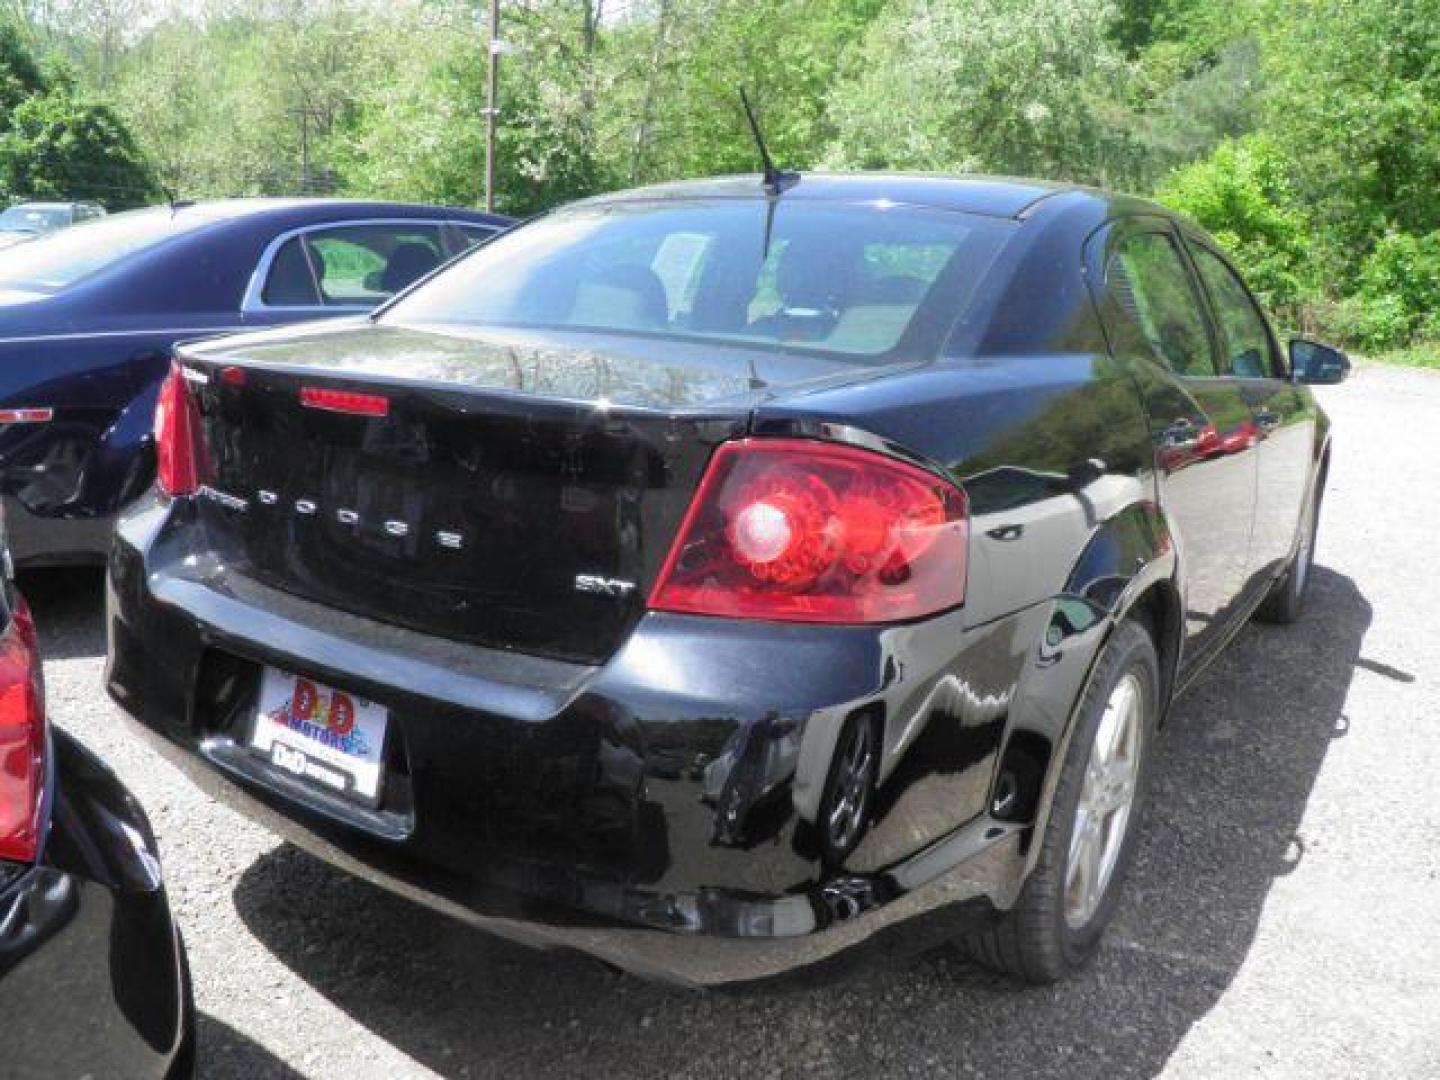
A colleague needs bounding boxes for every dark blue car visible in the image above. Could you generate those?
[0,199,509,566]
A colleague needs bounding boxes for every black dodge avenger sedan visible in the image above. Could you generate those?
[105,173,1340,986]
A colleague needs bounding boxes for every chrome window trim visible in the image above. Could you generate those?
[241,218,497,316]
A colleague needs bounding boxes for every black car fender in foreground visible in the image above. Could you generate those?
[2,729,192,1078]
[105,172,1336,986]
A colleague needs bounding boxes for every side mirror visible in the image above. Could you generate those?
[1290,338,1351,384]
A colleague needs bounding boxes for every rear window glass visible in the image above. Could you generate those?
[0,208,210,291]
[382,200,1013,362]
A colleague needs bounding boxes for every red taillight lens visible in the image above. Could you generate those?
[154,362,204,497]
[300,386,389,417]
[0,598,45,864]
[0,407,53,424]
[650,438,968,623]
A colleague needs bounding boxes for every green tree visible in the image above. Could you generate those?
[822,0,1150,189]
[0,92,158,206]
[1136,37,1261,168]
[618,0,884,183]
[0,16,158,206]
[1262,0,1440,266]
[332,2,610,215]
[0,20,44,114]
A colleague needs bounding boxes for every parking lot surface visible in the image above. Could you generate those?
[28,362,1440,1079]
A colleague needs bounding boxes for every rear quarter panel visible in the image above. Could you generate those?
[753,352,1160,624]
[753,347,1170,878]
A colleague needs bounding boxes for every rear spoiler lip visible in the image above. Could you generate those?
[173,349,760,420]
[173,322,937,417]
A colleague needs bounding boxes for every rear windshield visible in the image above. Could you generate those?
[382,199,1013,362]
[0,208,210,291]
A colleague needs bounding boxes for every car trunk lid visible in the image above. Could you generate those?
[176,321,896,663]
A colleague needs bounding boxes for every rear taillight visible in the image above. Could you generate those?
[649,438,968,623]
[0,598,45,864]
[154,362,205,497]
[0,408,53,424]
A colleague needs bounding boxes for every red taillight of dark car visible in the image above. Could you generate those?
[154,362,206,498]
[0,598,45,864]
[649,438,968,623]
[300,386,390,417]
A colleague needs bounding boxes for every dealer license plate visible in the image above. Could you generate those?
[248,667,388,805]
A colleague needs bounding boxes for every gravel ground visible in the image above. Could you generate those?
[26,362,1440,1079]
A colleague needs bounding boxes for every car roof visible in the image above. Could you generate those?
[570,172,1134,220]
[7,201,81,210]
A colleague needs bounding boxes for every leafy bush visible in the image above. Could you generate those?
[1344,231,1440,349]
[1262,0,1440,263]
[1155,135,1311,311]
[1326,294,1410,352]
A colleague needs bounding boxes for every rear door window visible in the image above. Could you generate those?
[262,235,321,305]
[1106,231,1217,378]
[448,223,499,255]
[260,222,447,309]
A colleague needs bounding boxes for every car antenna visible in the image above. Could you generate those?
[738,87,797,197]
[736,88,793,393]
[738,87,791,258]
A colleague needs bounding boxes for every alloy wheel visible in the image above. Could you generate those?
[826,719,877,855]
[1064,671,1144,929]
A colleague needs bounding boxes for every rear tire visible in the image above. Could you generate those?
[1256,476,1323,625]
[964,619,1159,983]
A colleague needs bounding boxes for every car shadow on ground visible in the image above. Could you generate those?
[16,563,1375,1078]
[210,565,1375,1079]
[19,567,108,660]
[197,1014,308,1079]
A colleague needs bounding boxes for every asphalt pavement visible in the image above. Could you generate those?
[26,361,1440,1079]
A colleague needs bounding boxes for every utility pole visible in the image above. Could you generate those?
[287,107,316,193]
[484,0,500,213]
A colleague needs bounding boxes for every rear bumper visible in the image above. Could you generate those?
[116,709,1009,986]
[0,732,191,1078]
[105,494,1067,986]
[5,495,115,567]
